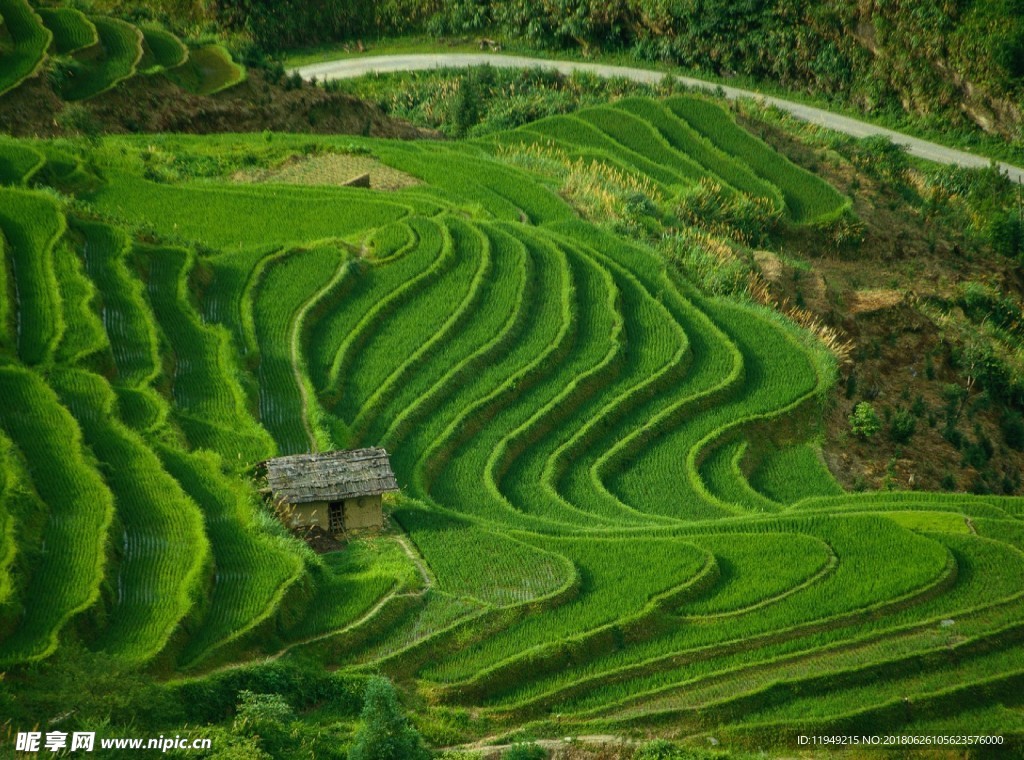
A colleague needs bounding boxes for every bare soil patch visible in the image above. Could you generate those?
[0,68,437,139]
[742,112,1024,495]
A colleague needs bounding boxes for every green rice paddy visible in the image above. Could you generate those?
[0,92,1020,748]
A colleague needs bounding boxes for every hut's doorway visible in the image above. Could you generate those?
[328,501,344,533]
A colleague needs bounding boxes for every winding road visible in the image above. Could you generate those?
[296,53,1024,182]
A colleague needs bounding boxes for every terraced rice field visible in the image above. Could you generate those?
[0,0,51,96]
[0,95,1021,749]
[0,1,243,101]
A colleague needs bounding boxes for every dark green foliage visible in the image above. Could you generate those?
[172,662,364,724]
[2,643,174,730]
[232,690,296,757]
[988,208,1024,259]
[959,281,1023,334]
[212,0,436,50]
[502,743,546,760]
[348,677,429,760]
[54,103,102,140]
[1002,409,1024,450]
[889,406,917,444]
[449,74,480,138]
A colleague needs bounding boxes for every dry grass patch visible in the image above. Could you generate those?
[233,152,420,190]
[848,288,904,314]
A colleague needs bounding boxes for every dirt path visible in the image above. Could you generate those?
[395,532,433,589]
[296,53,1024,183]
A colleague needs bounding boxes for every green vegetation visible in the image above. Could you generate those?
[0,96,1022,756]
[666,96,851,224]
[0,136,44,184]
[231,0,1024,158]
[0,187,66,364]
[0,2,243,101]
[165,44,246,96]
[0,367,114,664]
[0,0,51,97]
[59,16,143,101]
[349,677,429,760]
[138,25,188,74]
[37,6,96,56]
[849,401,881,439]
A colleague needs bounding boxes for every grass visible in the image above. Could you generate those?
[160,447,304,667]
[250,245,342,454]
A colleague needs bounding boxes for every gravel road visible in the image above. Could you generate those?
[296,53,1024,182]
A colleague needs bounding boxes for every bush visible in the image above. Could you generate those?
[1002,409,1024,450]
[889,406,917,443]
[502,743,546,760]
[232,691,295,757]
[849,401,881,439]
[55,104,102,141]
[348,677,429,760]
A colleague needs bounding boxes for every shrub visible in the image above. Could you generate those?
[348,677,429,760]
[232,691,296,758]
[1002,409,1024,450]
[55,104,102,141]
[849,401,881,439]
[889,406,917,443]
[502,743,546,760]
[233,690,295,731]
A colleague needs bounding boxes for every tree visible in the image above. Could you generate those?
[849,401,881,439]
[348,677,429,760]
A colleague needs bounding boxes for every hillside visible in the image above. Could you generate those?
[0,0,427,139]
[197,0,1024,142]
[2,87,1024,757]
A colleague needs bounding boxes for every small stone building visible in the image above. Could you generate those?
[260,448,399,534]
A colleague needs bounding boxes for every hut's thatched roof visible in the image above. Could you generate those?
[261,448,398,504]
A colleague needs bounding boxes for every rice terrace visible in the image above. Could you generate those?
[2,0,1024,757]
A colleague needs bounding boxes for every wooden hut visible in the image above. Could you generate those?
[260,448,398,534]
